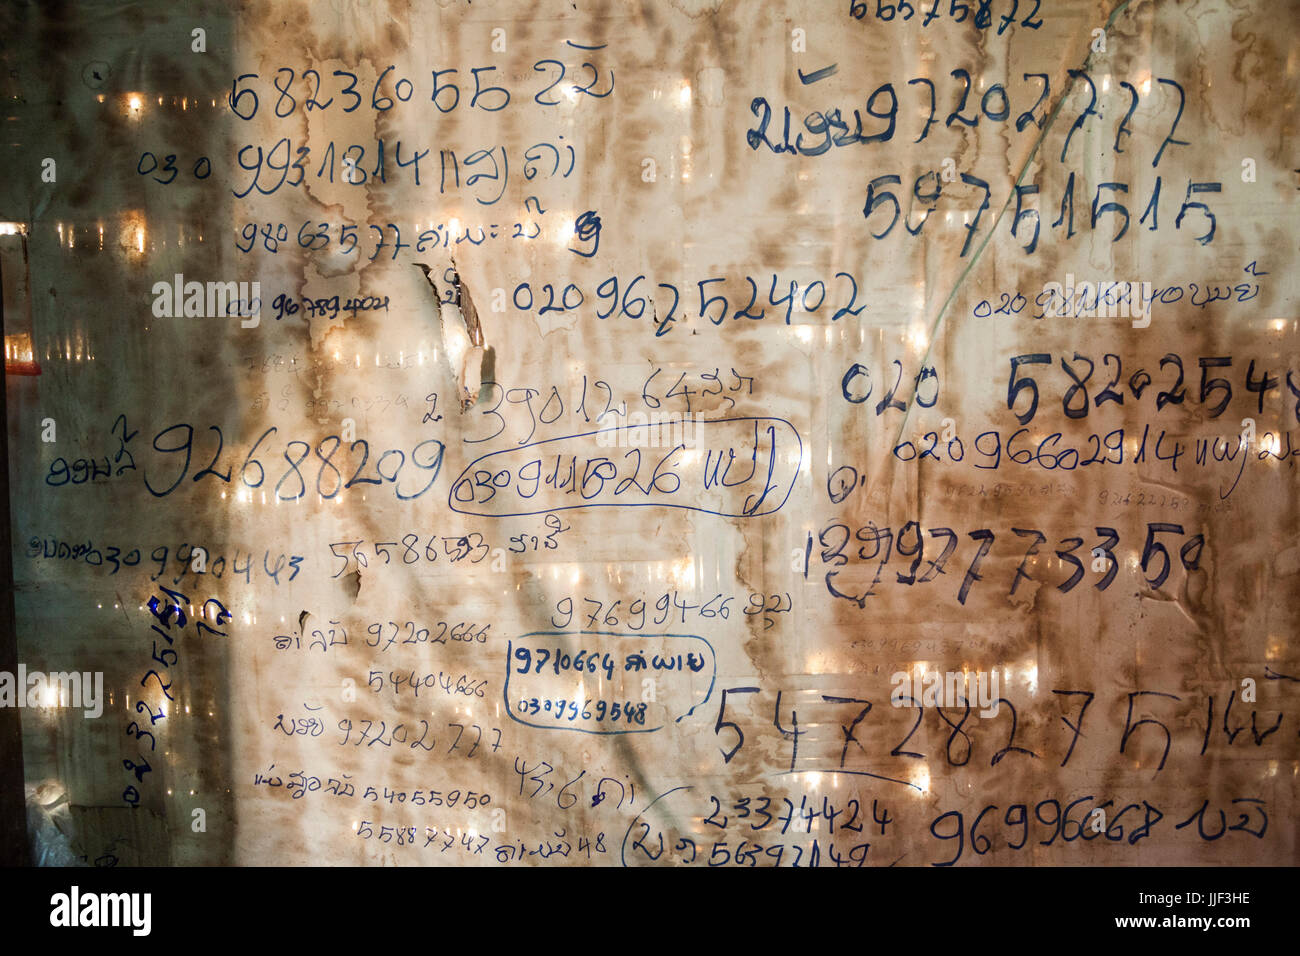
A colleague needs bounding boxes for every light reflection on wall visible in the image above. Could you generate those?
[119,210,148,258]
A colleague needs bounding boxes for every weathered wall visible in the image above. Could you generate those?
[2,0,1297,866]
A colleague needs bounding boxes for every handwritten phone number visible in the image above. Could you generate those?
[227,54,613,123]
[515,697,647,725]
[46,414,445,503]
[327,533,490,577]
[551,591,793,631]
